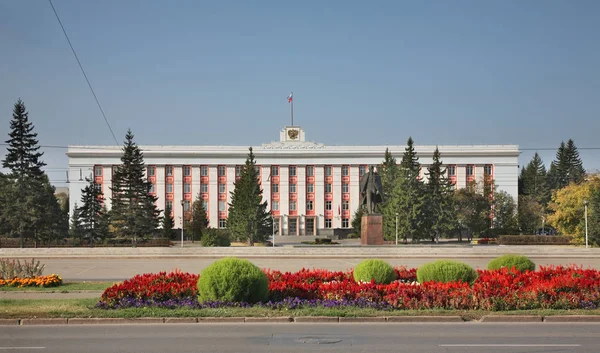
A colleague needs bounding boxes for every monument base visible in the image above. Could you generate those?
[361,214,384,246]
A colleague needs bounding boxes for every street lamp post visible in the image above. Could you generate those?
[180,200,184,248]
[584,200,589,249]
[395,212,399,246]
[272,216,275,247]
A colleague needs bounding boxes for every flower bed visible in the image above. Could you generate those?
[97,266,600,311]
[0,274,62,288]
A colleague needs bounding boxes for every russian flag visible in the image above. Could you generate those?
[287,92,293,103]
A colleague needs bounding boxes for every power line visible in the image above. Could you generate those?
[48,0,119,145]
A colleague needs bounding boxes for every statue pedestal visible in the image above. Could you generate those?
[361,214,384,246]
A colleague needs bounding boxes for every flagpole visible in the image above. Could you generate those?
[291,92,294,126]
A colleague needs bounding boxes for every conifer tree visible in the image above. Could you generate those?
[424,147,457,242]
[519,153,549,204]
[69,203,83,240]
[190,193,209,242]
[227,147,272,246]
[77,177,106,246]
[1,99,56,247]
[161,203,175,239]
[109,129,160,245]
[379,148,399,239]
[548,140,585,191]
[564,139,585,184]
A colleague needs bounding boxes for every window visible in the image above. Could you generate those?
[325,218,332,228]
[342,184,349,193]
[448,165,456,177]
[200,166,208,176]
[289,166,297,176]
[184,183,191,193]
[359,165,366,177]
[200,183,208,193]
[184,200,191,211]
[325,166,332,176]
[305,218,314,235]
[166,200,173,209]
[272,183,279,193]
[219,184,226,193]
[290,184,296,193]
[289,201,296,211]
[183,165,191,176]
[342,200,349,210]
[235,165,243,177]
[147,166,155,177]
[202,200,208,210]
[484,165,493,175]
[466,165,474,176]
[218,218,226,229]
[342,218,349,228]
[218,166,226,177]
[94,166,103,177]
[306,166,314,177]
[254,166,261,174]
[166,183,173,193]
[307,184,314,193]
[149,184,155,193]
[342,165,349,176]
[325,201,332,210]
[306,200,313,211]
[271,166,279,176]
[166,166,173,176]
[272,200,279,211]
[94,183,102,192]
[325,183,332,193]
[218,200,226,212]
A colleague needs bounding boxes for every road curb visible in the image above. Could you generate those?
[387,316,463,322]
[67,318,164,324]
[197,317,245,323]
[21,318,68,325]
[339,317,386,323]
[164,317,198,324]
[244,317,293,323]
[480,315,543,322]
[543,315,600,322]
[294,316,339,323]
[0,318,20,325]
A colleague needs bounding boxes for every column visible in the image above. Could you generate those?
[226,166,235,205]
[476,165,485,185]
[192,166,201,201]
[297,166,306,234]
[315,165,324,231]
[103,166,113,210]
[456,165,467,190]
[156,166,165,213]
[261,166,271,204]
[279,166,289,234]
[173,166,183,228]
[333,165,342,228]
[208,166,218,227]
[349,165,360,222]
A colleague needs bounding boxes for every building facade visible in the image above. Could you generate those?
[67,126,519,236]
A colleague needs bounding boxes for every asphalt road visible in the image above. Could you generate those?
[2,323,599,353]
[37,256,600,281]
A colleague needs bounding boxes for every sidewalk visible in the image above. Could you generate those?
[0,290,103,300]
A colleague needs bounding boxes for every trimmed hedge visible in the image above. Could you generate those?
[498,235,571,245]
[416,260,478,284]
[197,258,268,303]
[353,259,396,284]
[488,254,536,272]
[0,238,171,248]
[200,228,231,247]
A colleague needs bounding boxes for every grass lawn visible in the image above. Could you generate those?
[2,298,600,320]
[0,282,116,292]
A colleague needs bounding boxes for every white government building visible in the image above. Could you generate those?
[67,126,519,236]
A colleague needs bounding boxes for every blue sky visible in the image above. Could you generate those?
[1,0,599,186]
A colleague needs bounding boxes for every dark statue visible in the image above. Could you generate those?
[359,165,385,214]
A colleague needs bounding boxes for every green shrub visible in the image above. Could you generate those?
[416,260,478,284]
[201,228,231,247]
[488,254,536,272]
[197,257,268,303]
[353,259,396,284]
[498,235,571,245]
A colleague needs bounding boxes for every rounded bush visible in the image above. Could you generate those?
[353,259,396,284]
[488,254,536,272]
[197,258,268,303]
[416,260,478,284]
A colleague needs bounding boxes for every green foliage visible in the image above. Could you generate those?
[416,260,478,284]
[423,147,457,242]
[190,193,209,241]
[488,255,536,272]
[547,140,586,191]
[197,258,268,303]
[77,177,107,245]
[109,129,161,244]
[492,191,519,235]
[200,228,231,247]
[519,153,549,204]
[589,180,600,247]
[498,235,571,245]
[379,148,399,238]
[350,206,364,237]
[227,147,272,245]
[518,195,544,234]
[161,203,175,240]
[353,259,396,284]
[454,183,491,239]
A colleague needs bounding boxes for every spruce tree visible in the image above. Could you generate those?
[161,203,175,239]
[77,177,106,246]
[548,140,585,191]
[69,203,83,241]
[351,206,364,237]
[564,139,585,184]
[190,193,209,242]
[379,148,399,239]
[109,129,160,245]
[424,147,457,242]
[588,185,600,247]
[519,153,549,204]
[1,99,54,247]
[227,147,272,246]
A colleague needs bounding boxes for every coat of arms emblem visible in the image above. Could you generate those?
[287,129,299,140]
